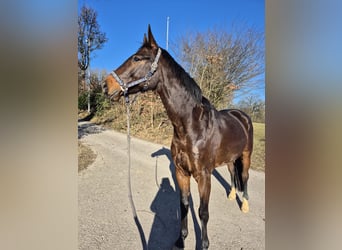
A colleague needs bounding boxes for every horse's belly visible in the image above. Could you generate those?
[213,147,242,167]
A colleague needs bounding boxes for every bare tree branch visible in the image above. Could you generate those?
[78,6,107,70]
[175,24,264,108]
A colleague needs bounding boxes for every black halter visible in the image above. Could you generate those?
[109,48,162,103]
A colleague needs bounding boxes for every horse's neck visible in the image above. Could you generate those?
[157,82,191,117]
[156,72,200,137]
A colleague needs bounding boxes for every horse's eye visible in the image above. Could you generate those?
[133,56,141,62]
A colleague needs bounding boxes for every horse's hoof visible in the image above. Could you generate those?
[228,187,236,200]
[181,228,188,239]
[241,198,249,213]
[174,236,185,249]
[202,239,209,249]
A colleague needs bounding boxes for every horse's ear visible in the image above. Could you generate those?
[147,25,158,48]
[143,33,148,45]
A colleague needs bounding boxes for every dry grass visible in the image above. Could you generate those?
[92,93,174,146]
[78,141,96,172]
[251,122,265,171]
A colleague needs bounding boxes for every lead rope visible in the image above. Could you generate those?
[154,156,160,189]
[126,100,137,218]
[125,99,148,250]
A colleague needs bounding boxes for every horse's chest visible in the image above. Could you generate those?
[174,149,193,173]
[173,141,211,174]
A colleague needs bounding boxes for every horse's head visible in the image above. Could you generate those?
[102,25,162,101]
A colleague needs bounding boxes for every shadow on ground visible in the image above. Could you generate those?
[212,169,243,210]
[148,147,202,250]
[78,112,95,122]
[78,122,105,139]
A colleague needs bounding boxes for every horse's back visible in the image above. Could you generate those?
[221,109,253,132]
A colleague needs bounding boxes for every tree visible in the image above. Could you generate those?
[235,95,265,123]
[176,25,264,109]
[78,5,107,92]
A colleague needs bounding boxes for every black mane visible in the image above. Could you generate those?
[161,49,203,104]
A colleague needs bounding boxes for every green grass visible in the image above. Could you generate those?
[251,122,265,171]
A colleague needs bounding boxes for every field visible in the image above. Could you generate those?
[251,122,265,171]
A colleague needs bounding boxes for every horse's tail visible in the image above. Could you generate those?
[234,157,244,192]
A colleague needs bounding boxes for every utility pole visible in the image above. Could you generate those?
[87,38,91,113]
[166,16,170,51]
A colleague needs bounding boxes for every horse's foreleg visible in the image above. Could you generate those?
[174,168,190,248]
[227,162,236,200]
[197,171,211,250]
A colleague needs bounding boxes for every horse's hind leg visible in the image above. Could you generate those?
[227,162,236,200]
[241,150,251,213]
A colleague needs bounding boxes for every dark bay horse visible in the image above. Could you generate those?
[102,26,253,250]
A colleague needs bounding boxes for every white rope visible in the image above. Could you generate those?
[126,102,137,218]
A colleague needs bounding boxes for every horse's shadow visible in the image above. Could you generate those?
[149,147,202,250]
[212,169,243,209]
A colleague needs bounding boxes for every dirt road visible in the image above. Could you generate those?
[78,122,265,250]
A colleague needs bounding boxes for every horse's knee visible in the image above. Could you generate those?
[199,205,209,222]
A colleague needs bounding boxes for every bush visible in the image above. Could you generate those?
[94,92,110,114]
[78,89,110,114]
[78,92,89,110]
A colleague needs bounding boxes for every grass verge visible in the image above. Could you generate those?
[78,141,96,172]
[251,122,265,171]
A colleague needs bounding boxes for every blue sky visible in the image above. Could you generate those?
[78,0,265,101]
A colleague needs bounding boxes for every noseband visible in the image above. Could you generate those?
[109,48,162,103]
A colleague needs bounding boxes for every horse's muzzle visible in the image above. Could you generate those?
[101,75,124,102]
